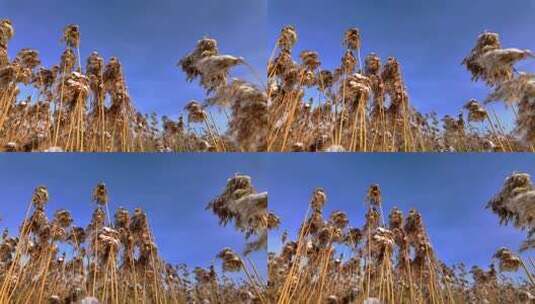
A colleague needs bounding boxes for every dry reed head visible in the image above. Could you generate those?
[62,24,80,48]
[268,49,295,79]
[388,207,403,229]
[366,184,382,208]
[342,73,371,109]
[463,99,488,122]
[208,79,269,150]
[217,247,243,272]
[63,72,90,104]
[487,72,535,106]
[343,28,361,51]
[207,174,274,255]
[310,188,327,212]
[32,185,49,210]
[0,19,14,67]
[179,37,227,93]
[345,227,363,248]
[487,172,535,251]
[194,265,217,284]
[463,31,533,87]
[53,209,73,228]
[442,114,465,134]
[14,49,41,70]
[88,207,105,232]
[329,211,349,230]
[493,247,521,272]
[463,32,501,83]
[470,264,497,286]
[486,72,535,144]
[364,208,380,232]
[0,61,32,87]
[33,66,58,90]
[340,50,357,74]
[268,212,281,230]
[114,207,129,229]
[60,48,76,72]
[277,26,297,51]
[184,100,207,123]
[300,50,321,71]
[195,54,243,93]
[68,226,86,245]
[97,226,120,260]
[364,53,381,75]
[479,48,532,85]
[86,52,104,77]
[370,227,395,259]
[91,182,108,206]
[381,57,407,113]
[0,19,14,41]
[318,69,334,88]
[129,207,149,236]
[103,56,123,86]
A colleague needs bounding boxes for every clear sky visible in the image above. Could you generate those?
[265,154,535,274]
[0,154,269,279]
[1,0,267,119]
[269,0,535,123]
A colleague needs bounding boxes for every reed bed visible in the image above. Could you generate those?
[268,182,534,304]
[266,26,535,152]
[0,20,266,152]
[1,20,534,152]
[0,175,270,304]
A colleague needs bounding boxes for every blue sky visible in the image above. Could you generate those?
[266,154,535,273]
[0,154,269,278]
[1,0,267,119]
[269,0,535,124]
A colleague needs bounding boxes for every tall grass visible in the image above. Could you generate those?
[269,183,534,303]
[1,21,534,152]
[0,177,268,304]
[266,27,534,152]
[0,21,266,152]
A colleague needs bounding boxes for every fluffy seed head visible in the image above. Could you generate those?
[217,247,242,272]
[32,186,49,209]
[62,24,80,48]
[92,182,108,206]
[277,26,297,51]
[344,28,361,50]
[493,247,522,272]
